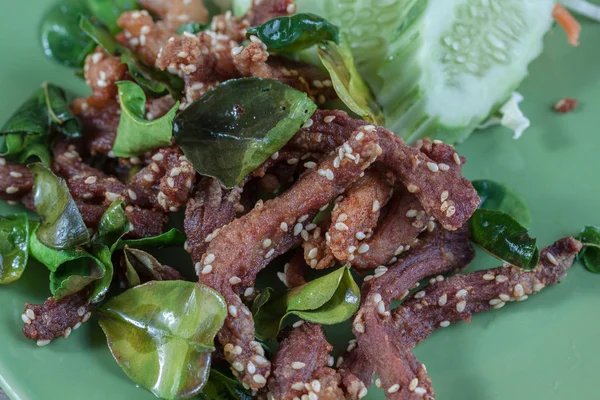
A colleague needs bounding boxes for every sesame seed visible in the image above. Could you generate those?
[6,186,19,194]
[169,206,179,212]
[143,174,154,182]
[298,215,309,223]
[513,284,524,297]
[152,153,164,161]
[247,361,256,374]
[338,213,348,222]
[308,393,318,400]
[489,299,503,305]
[499,294,510,301]
[363,275,373,281]
[302,119,314,129]
[493,302,506,309]
[280,222,288,231]
[355,132,364,141]
[291,362,305,369]
[456,301,466,312]
[292,320,304,328]
[406,209,417,217]
[293,223,303,236]
[388,384,400,393]
[265,249,275,258]
[325,169,334,180]
[453,153,462,165]
[495,275,508,283]
[355,231,366,240]
[127,189,137,200]
[335,222,349,231]
[229,276,242,285]
[439,163,450,171]
[301,230,309,241]
[534,283,545,292]
[407,184,419,193]
[304,161,316,169]
[446,206,456,217]
[415,291,426,299]
[409,378,419,391]
[263,239,272,248]
[372,200,380,212]
[440,321,450,327]
[415,387,427,395]
[205,253,215,264]
[546,252,558,265]
[201,265,213,274]
[354,321,365,333]
[377,301,386,314]
[233,362,244,371]
[21,314,31,324]
[308,248,318,259]
[292,382,305,391]
[63,327,72,338]
[73,322,81,330]
[438,294,447,306]
[26,309,35,320]
[358,387,368,398]
[253,374,266,384]
[358,244,370,254]
[170,167,182,177]
[9,171,22,178]
[375,378,382,388]
[305,223,317,231]
[440,190,449,202]
[244,287,255,297]
[37,339,51,347]
[228,305,238,317]
[347,246,356,253]
[483,273,495,280]
[456,289,468,298]
[324,116,336,123]
[77,306,86,317]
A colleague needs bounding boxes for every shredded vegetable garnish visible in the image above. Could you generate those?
[554,3,582,46]
[562,0,600,22]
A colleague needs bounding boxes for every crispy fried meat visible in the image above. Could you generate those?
[341,226,475,399]
[328,169,394,264]
[82,49,128,109]
[22,290,93,345]
[139,0,208,32]
[0,159,32,202]
[268,323,344,400]
[211,10,250,43]
[302,217,335,270]
[184,177,243,263]
[282,251,307,288]
[70,100,121,157]
[288,110,480,230]
[117,10,174,67]
[246,0,296,26]
[198,128,381,389]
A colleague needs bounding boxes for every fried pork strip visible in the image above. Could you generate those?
[288,110,479,230]
[82,49,128,109]
[341,226,475,399]
[139,0,209,32]
[246,0,297,26]
[302,217,335,270]
[328,169,394,264]
[0,159,32,202]
[117,10,174,67]
[197,128,381,389]
[184,177,243,264]
[281,250,308,288]
[22,290,93,345]
[268,323,344,400]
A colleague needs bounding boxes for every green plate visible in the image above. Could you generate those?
[1,1,599,399]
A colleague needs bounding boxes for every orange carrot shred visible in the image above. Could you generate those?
[553,3,581,46]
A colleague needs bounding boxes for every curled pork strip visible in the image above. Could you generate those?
[22,290,93,345]
[288,110,480,230]
[70,100,120,157]
[268,323,344,400]
[82,49,128,109]
[328,169,394,264]
[302,217,335,270]
[341,226,475,399]
[197,128,381,389]
[139,0,208,32]
[0,159,32,202]
[184,177,243,264]
[117,10,173,67]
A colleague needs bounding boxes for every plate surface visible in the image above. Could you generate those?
[1,1,599,399]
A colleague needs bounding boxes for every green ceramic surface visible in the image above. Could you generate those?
[0,1,599,399]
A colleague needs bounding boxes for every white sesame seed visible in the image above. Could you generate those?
[77,306,86,317]
[73,322,81,330]
[233,362,244,371]
[304,161,316,169]
[456,301,466,312]
[377,301,386,315]
[456,289,468,298]
[127,189,137,200]
[9,171,22,178]
[292,382,305,391]
[513,284,524,297]
[280,222,288,231]
[495,275,508,283]
[287,158,298,165]
[292,320,304,328]
[228,305,238,317]
[6,186,19,194]
[21,314,31,324]
[308,248,318,259]
[358,387,368,398]
[489,299,503,305]
[415,291,426,299]
[499,294,510,301]
[483,273,495,281]
[229,276,242,285]
[308,392,318,400]
[355,132,364,141]
[427,162,439,172]
[406,209,418,218]
[305,223,317,231]
[546,252,559,265]
[263,239,272,248]
[325,169,334,180]
[25,309,35,320]
[358,244,370,254]
[293,223,303,236]
[439,163,450,171]
[355,231,366,240]
[347,246,356,254]
[335,222,349,231]
[354,321,365,333]
[324,116,336,123]
[493,302,506,309]
[253,374,266,384]
[302,119,314,129]
[407,184,419,193]
[338,213,348,222]
[63,327,72,338]
[372,200,380,212]
[415,387,427,395]
[301,230,309,241]
[201,265,213,274]
[205,253,215,264]
[265,249,275,259]
[247,361,256,374]
[298,215,309,223]
[291,362,305,370]
[409,378,419,391]
[438,294,447,306]
[152,153,164,161]
[387,384,400,393]
[453,152,462,165]
[244,287,255,297]
[440,321,450,327]
[37,339,51,347]
[533,283,545,292]
[363,275,373,282]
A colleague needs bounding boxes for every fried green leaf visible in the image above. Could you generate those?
[177,22,209,35]
[92,201,131,251]
[576,225,600,273]
[85,0,139,34]
[80,17,184,99]
[473,179,532,229]
[123,247,165,287]
[0,213,29,284]
[173,78,316,188]
[246,13,339,52]
[469,209,539,270]
[1,83,82,165]
[112,81,178,157]
[117,228,186,249]
[98,281,227,400]
[318,38,384,124]
[29,163,90,250]
[253,266,360,339]
[198,369,252,400]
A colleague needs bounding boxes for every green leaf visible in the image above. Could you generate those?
[92,200,131,251]
[173,78,317,188]
[29,163,90,250]
[576,226,600,274]
[177,22,209,35]
[39,0,96,68]
[112,81,179,157]
[198,369,252,400]
[469,209,539,270]
[85,0,139,34]
[318,37,384,125]
[117,228,187,249]
[246,13,339,53]
[472,180,532,229]
[1,83,82,165]
[98,281,227,400]
[123,247,164,287]
[80,17,185,99]
[253,266,360,340]
[0,213,29,284]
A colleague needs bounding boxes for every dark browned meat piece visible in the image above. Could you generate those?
[246,0,296,26]
[71,100,120,157]
[198,128,381,389]
[287,110,480,230]
[82,49,128,109]
[139,0,209,32]
[351,191,427,270]
[211,10,250,43]
[268,323,344,400]
[124,205,168,238]
[22,290,93,345]
[0,159,32,201]
[184,177,242,264]
[553,97,578,113]
[342,226,475,399]
[117,10,174,67]
[283,251,308,288]
[328,169,394,264]
[302,217,335,270]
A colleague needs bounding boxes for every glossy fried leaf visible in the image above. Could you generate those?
[473,179,532,228]
[39,0,96,68]
[85,0,139,34]
[0,213,29,284]
[80,17,184,99]
[318,38,384,125]
[98,281,227,400]
[253,266,360,339]
[112,81,179,157]
[246,13,339,52]
[469,209,539,270]
[173,78,317,188]
[198,369,252,400]
[29,163,90,250]
[1,83,82,165]
[117,228,186,249]
[123,247,164,287]
[92,201,131,251]
[177,22,209,35]
[576,225,600,273]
